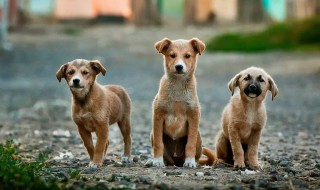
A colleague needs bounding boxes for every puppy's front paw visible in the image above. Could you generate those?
[234,161,246,169]
[183,157,197,168]
[88,161,101,169]
[145,157,165,167]
[121,156,132,163]
[248,161,260,170]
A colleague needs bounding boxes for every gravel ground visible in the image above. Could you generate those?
[0,24,320,189]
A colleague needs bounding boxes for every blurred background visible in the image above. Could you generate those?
[0,0,320,189]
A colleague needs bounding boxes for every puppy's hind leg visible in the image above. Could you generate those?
[118,117,132,163]
[215,131,231,165]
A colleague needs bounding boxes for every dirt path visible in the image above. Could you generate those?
[0,24,320,189]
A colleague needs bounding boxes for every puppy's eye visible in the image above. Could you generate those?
[170,54,176,58]
[244,75,251,81]
[67,70,74,75]
[185,54,191,59]
[82,71,89,75]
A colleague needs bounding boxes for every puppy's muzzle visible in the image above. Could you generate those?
[70,77,84,89]
[175,65,184,72]
[244,83,261,98]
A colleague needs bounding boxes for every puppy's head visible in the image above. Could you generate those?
[56,59,106,97]
[155,38,205,77]
[228,67,278,101]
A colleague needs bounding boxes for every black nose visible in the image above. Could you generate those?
[249,84,257,91]
[175,65,183,72]
[73,78,80,85]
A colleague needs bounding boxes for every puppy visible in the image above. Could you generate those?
[215,67,278,170]
[56,59,132,168]
[145,38,214,168]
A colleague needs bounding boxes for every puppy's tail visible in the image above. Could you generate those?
[198,147,215,166]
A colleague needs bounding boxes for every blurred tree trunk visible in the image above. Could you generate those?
[238,0,265,23]
[131,0,161,26]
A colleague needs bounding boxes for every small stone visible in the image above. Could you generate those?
[113,161,123,167]
[278,160,290,167]
[133,156,139,162]
[258,179,269,188]
[204,171,211,176]
[155,183,169,190]
[139,176,153,184]
[241,177,253,184]
[285,167,297,175]
[195,172,204,177]
[271,174,284,181]
[140,154,149,160]
[165,170,182,176]
[95,182,108,189]
[309,169,320,177]
[315,163,320,169]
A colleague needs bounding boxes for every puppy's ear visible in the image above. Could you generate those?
[56,63,69,82]
[90,60,107,76]
[190,38,206,55]
[228,73,242,96]
[155,38,172,54]
[268,77,278,101]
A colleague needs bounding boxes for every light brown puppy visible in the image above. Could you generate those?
[215,67,278,170]
[145,38,214,168]
[56,59,132,168]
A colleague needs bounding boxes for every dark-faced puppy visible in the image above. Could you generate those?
[215,67,278,170]
[56,59,132,168]
[145,38,214,168]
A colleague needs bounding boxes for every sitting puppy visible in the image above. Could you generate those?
[215,67,278,170]
[146,38,214,168]
[56,59,132,168]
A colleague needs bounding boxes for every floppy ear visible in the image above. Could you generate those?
[56,63,69,82]
[268,77,278,101]
[228,73,242,96]
[90,60,107,76]
[189,38,206,55]
[155,38,172,54]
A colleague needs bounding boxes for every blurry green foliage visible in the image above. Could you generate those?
[207,17,320,52]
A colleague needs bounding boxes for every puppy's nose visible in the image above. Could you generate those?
[73,78,80,85]
[175,65,183,72]
[249,84,257,91]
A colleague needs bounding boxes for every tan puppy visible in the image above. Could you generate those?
[56,59,132,168]
[145,38,214,168]
[215,67,278,170]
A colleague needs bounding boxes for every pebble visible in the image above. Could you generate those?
[204,171,211,176]
[138,176,153,184]
[195,172,204,177]
[165,170,182,176]
[315,163,320,169]
[133,156,139,163]
[95,182,108,189]
[278,160,290,167]
[113,161,123,167]
[309,169,320,177]
[155,183,169,190]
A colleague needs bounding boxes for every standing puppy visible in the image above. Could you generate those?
[56,59,132,168]
[215,67,278,170]
[146,38,214,168]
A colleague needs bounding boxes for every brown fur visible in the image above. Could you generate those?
[56,59,132,168]
[215,67,278,169]
[146,38,214,168]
